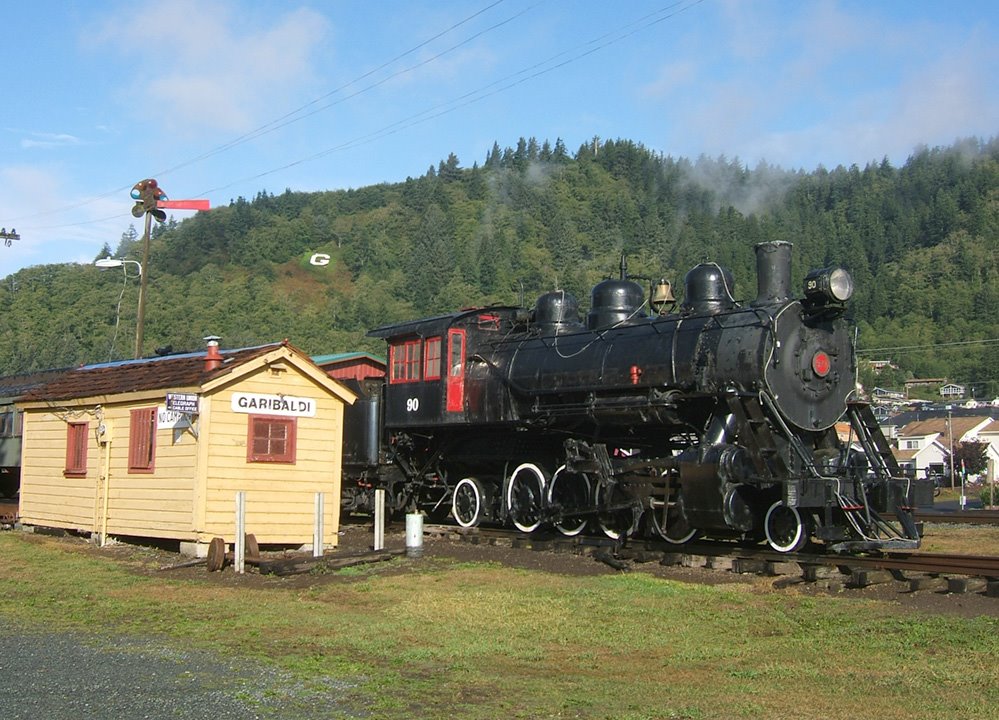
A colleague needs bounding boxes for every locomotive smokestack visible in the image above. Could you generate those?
[753,241,793,306]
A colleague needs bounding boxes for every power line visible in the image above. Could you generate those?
[857,338,999,355]
[9,0,520,228]
[195,0,706,197]
[149,1,528,181]
[18,1,705,229]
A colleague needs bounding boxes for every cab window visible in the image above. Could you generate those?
[424,336,442,380]
[389,339,422,384]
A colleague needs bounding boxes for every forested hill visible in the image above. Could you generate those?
[1,136,997,393]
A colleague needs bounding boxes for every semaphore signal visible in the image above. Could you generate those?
[1,228,20,247]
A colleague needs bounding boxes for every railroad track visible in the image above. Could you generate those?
[916,509,999,526]
[427,524,999,596]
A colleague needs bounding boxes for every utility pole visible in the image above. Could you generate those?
[129,179,167,359]
[134,210,152,358]
[126,179,209,358]
[947,407,955,491]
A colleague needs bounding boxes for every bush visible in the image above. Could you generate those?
[978,483,999,508]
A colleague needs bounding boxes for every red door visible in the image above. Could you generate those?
[446,329,465,412]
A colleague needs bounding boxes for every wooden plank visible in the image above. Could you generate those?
[258,549,403,576]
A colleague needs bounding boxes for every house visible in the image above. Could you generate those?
[16,339,356,554]
[871,387,905,403]
[940,383,966,399]
[893,415,998,484]
[978,420,999,494]
[312,351,386,382]
[866,360,898,374]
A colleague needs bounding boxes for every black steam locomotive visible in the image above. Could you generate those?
[341,241,927,553]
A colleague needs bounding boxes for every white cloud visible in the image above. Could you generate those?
[20,132,82,150]
[0,164,134,278]
[86,2,329,135]
[641,61,697,98]
[647,1,998,170]
[883,29,998,147]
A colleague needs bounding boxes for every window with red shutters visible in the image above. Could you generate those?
[128,407,156,473]
[247,415,297,463]
[65,422,88,476]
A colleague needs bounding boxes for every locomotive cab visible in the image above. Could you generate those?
[368,307,525,429]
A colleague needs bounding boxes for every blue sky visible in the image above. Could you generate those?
[1,0,995,278]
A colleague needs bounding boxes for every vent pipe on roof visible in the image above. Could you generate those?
[204,335,222,372]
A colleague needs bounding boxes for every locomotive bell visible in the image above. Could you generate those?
[650,279,676,315]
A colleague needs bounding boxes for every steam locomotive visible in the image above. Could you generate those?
[341,241,928,553]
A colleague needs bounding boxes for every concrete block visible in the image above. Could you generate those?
[908,576,949,592]
[847,569,894,588]
[767,561,800,576]
[947,577,987,594]
[179,541,212,558]
[681,554,709,568]
[802,564,840,581]
[707,556,735,571]
[732,558,769,575]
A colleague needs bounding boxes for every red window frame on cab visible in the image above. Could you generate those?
[389,339,422,384]
[423,336,442,380]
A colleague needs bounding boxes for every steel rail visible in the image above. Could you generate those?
[916,510,999,526]
[433,525,999,580]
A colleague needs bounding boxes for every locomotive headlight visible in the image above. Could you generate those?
[803,267,854,304]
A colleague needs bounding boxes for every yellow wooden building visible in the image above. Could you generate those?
[17,339,355,553]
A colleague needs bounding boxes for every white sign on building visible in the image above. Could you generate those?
[231,392,317,417]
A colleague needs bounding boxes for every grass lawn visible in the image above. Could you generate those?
[1,531,997,720]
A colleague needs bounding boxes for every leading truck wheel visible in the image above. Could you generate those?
[452,477,487,528]
[764,501,811,553]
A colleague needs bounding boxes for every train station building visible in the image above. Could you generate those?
[16,339,355,554]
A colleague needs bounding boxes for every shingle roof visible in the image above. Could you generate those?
[0,367,76,400]
[898,416,991,440]
[21,343,282,402]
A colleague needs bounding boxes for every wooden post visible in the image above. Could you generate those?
[313,492,325,558]
[374,488,385,551]
[134,211,152,358]
[235,491,246,574]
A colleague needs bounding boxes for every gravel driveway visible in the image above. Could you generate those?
[0,624,362,720]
